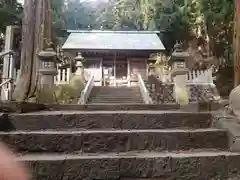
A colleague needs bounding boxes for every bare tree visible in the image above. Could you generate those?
[13,0,52,101]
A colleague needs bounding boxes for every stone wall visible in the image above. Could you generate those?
[146,75,220,104]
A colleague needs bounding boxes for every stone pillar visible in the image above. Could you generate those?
[169,43,190,106]
[38,47,57,104]
[171,68,189,105]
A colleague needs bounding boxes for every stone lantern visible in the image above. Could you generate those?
[169,43,189,74]
[74,52,86,83]
[38,46,57,104]
[169,43,190,105]
[74,52,84,75]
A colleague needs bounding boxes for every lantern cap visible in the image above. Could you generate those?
[38,47,57,59]
[75,52,84,61]
[169,43,190,65]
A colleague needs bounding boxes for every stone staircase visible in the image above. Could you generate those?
[88,86,144,104]
[1,108,240,179]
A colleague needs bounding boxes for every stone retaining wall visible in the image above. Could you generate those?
[145,76,220,104]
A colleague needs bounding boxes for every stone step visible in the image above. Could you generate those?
[46,103,219,111]
[88,100,144,104]
[88,101,144,104]
[9,111,212,130]
[91,90,141,95]
[89,87,143,104]
[87,102,144,105]
[90,95,142,98]
[91,89,141,92]
[92,87,140,90]
[90,92,141,96]
[89,96,142,101]
[48,104,181,111]
[91,90,141,92]
[18,151,240,180]
[91,94,142,98]
[89,97,142,100]
[1,129,228,153]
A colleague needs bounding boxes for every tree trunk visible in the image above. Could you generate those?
[234,0,240,87]
[13,0,52,102]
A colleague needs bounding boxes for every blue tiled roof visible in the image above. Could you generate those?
[62,31,165,50]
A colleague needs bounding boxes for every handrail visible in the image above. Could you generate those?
[78,73,94,104]
[0,79,11,87]
[137,73,153,104]
[0,50,14,57]
[0,49,15,101]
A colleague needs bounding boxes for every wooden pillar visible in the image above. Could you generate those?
[114,52,116,87]
[234,0,240,87]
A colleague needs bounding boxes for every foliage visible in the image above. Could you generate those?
[0,0,22,34]
[200,0,234,61]
[52,0,66,40]
[54,74,85,104]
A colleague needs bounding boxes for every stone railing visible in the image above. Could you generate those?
[161,69,214,85]
[55,68,71,85]
[78,73,94,104]
[137,73,153,104]
[187,69,214,85]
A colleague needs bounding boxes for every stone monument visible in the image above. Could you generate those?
[74,52,84,78]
